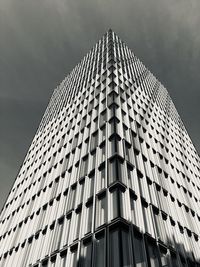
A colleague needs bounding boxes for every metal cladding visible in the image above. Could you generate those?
[0,29,200,266]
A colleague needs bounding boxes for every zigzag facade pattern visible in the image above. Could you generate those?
[0,29,200,266]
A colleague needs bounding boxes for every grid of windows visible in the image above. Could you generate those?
[0,29,200,266]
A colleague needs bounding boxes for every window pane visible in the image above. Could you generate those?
[147,242,161,267]
[99,164,106,190]
[67,187,77,211]
[110,228,132,267]
[88,175,94,198]
[74,210,82,240]
[80,156,88,177]
[121,229,132,267]
[100,110,107,125]
[91,151,96,170]
[100,143,106,162]
[133,235,147,267]
[80,241,92,267]
[111,189,119,219]
[108,158,117,184]
[95,235,105,267]
[110,229,120,267]
[79,181,85,204]
[101,125,106,141]
[91,131,98,151]
[170,253,179,267]
[96,195,107,228]
[160,250,170,267]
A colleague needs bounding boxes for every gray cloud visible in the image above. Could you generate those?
[0,0,200,209]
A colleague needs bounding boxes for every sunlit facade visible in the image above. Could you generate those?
[0,29,200,266]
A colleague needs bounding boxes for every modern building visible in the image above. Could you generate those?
[0,29,200,267]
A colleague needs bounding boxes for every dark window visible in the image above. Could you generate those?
[170,252,179,267]
[99,163,106,190]
[133,232,147,267]
[101,125,106,141]
[110,229,120,267]
[80,240,92,267]
[86,202,93,234]
[91,131,99,151]
[74,209,82,240]
[108,156,123,185]
[100,110,107,125]
[94,233,106,267]
[110,227,132,267]
[91,150,96,170]
[100,142,106,162]
[67,186,77,211]
[88,174,95,198]
[80,155,88,177]
[146,240,161,267]
[160,247,170,267]
[96,193,107,228]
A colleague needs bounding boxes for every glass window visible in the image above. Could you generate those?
[60,214,72,247]
[88,174,95,198]
[101,98,106,110]
[170,252,179,267]
[160,247,170,267]
[133,233,147,267]
[109,118,115,135]
[84,138,89,154]
[78,179,85,204]
[111,189,119,219]
[100,110,107,125]
[127,164,134,189]
[108,156,123,185]
[109,157,117,184]
[91,150,96,170]
[55,219,64,251]
[124,141,134,165]
[100,125,106,141]
[91,131,98,151]
[96,193,107,228]
[67,186,77,211]
[86,202,93,234]
[80,240,92,267]
[130,192,137,225]
[62,155,70,172]
[80,155,88,178]
[180,256,187,267]
[81,116,87,129]
[94,233,105,267]
[121,228,132,267]
[100,142,106,162]
[72,134,78,149]
[89,99,94,112]
[74,209,82,241]
[123,124,129,141]
[110,137,117,154]
[110,228,132,267]
[99,164,106,190]
[110,229,120,267]
[146,241,161,267]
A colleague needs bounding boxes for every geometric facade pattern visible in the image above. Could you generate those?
[0,29,200,266]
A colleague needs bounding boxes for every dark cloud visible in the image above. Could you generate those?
[0,0,200,209]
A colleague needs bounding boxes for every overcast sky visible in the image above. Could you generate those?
[0,0,200,210]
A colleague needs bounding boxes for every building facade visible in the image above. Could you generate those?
[0,29,200,266]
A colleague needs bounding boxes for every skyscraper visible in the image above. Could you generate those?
[0,29,200,266]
